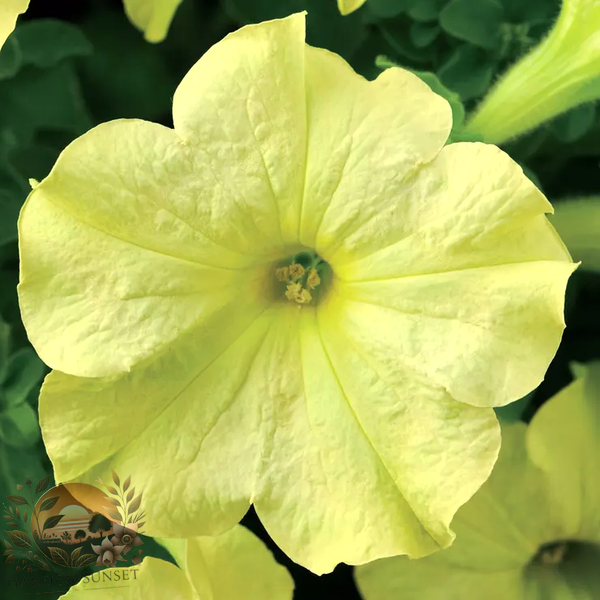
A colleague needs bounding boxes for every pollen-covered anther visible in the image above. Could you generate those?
[285,283,312,305]
[307,268,320,290]
[288,263,305,280]
[276,266,290,282]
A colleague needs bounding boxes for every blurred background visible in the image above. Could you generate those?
[1,0,599,598]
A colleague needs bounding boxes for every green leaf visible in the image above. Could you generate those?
[42,513,64,532]
[406,0,446,22]
[438,44,496,100]
[3,348,45,407]
[0,37,22,80]
[440,0,505,50]
[39,496,59,513]
[500,0,558,24]
[379,19,435,63]
[550,104,596,144]
[49,546,69,568]
[409,22,440,48]
[367,0,409,18]
[494,393,532,422]
[223,0,366,60]
[6,530,31,549]
[0,317,9,376]
[0,404,40,448]
[13,20,92,69]
[79,9,177,122]
[0,63,91,145]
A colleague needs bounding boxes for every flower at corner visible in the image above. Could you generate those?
[0,0,28,51]
[338,0,367,16]
[467,0,600,143]
[122,0,184,42]
[59,526,293,600]
[112,522,143,555]
[91,536,126,568]
[21,13,575,574]
[356,362,600,599]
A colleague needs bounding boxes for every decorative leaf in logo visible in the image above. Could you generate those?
[35,475,51,495]
[70,546,82,564]
[4,554,14,564]
[75,554,97,568]
[103,506,122,522]
[39,496,59,513]
[23,510,27,523]
[6,530,31,549]
[5,495,28,506]
[37,559,50,571]
[126,488,135,503]
[7,522,18,527]
[49,547,70,568]
[42,514,64,532]
[4,540,12,549]
[112,469,120,487]
[123,476,131,492]
[128,492,143,514]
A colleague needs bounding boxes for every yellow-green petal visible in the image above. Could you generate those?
[300,45,452,253]
[59,527,293,599]
[550,197,600,271]
[173,14,307,246]
[356,425,552,599]
[59,558,194,599]
[356,366,600,599]
[160,526,294,600]
[40,303,498,574]
[0,0,28,50]
[18,120,271,378]
[332,142,574,408]
[337,0,367,16]
[40,308,273,538]
[527,363,600,540]
[122,0,183,42]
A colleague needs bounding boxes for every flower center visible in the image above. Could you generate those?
[122,534,132,544]
[274,251,332,305]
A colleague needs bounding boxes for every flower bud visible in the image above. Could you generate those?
[467,0,600,143]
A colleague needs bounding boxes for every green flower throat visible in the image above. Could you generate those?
[275,251,332,305]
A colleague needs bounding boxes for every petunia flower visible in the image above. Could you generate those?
[91,536,126,568]
[59,526,293,600]
[0,0,28,51]
[356,362,600,599]
[122,0,184,43]
[467,0,600,144]
[21,14,575,574]
[338,0,367,16]
[112,522,143,555]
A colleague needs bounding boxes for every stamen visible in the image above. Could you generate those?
[288,263,306,280]
[307,269,320,290]
[276,266,290,282]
